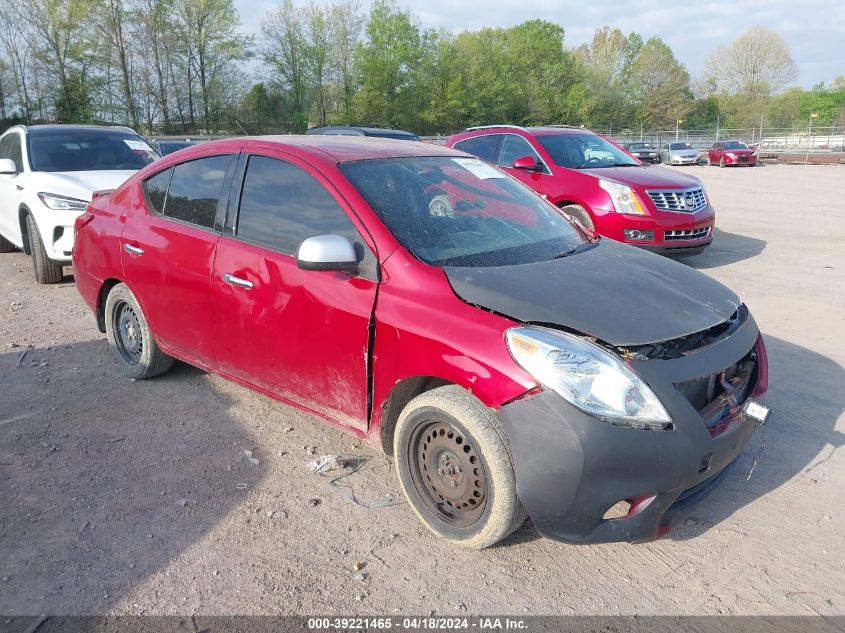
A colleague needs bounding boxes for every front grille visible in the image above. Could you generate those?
[675,344,759,437]
[646,188,707,213]
[664,226,711,241]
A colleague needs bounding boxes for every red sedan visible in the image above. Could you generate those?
[72,136,770,547]
[707,140,758,167]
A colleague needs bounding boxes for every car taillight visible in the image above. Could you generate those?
[74,212,95,233]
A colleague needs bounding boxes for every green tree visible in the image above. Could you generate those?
[629,37,691,128]
[576,27,641,128]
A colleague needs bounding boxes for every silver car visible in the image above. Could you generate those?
[660,142,700,166]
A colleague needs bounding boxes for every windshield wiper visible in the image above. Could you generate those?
[553,239,598,259]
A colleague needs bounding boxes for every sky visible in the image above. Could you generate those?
[233,0,845,89]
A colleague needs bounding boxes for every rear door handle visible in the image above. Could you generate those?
[223,273,254,290]
[123,243,144,255]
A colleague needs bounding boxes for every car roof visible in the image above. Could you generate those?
[307,125,418,137]
[212,135,463,163]
[17,124,139,136]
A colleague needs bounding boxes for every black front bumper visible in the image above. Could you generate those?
[498,315,765,544]
[636,240,713,257]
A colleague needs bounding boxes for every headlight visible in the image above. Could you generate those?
[37,193,89,211]
[725,152,736,158]
[598,179,646,215]
[505,327,672,430]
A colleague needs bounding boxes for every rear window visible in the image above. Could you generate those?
[453,135,500,162]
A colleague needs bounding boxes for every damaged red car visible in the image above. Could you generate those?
[73,136,770,548]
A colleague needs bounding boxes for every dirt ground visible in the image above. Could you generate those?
[0,164,843,617]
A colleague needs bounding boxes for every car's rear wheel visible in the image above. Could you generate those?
[25,214,63,284]
[394,385,526,549]
[558,204,594,231]
[105,283,174,379]
[0,233,16,253]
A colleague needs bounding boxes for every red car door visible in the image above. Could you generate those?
[121,150,236,367]
[210,148,378,430]
[709,143,722,164]
[495,134,558,199]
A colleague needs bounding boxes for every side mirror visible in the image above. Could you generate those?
[296,234,358,272]
[0,159,18,175]
[512,155,542,172]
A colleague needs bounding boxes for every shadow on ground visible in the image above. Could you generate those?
[671,334,845,540]
[681,228,767,269]
[0,340,260,614]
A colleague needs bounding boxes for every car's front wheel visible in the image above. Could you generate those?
[25,214,63,284]
[105,283,174,379]
[394,386,526,548]
[719,157,726,168]
[558,204,594,232]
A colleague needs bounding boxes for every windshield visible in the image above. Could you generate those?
[536,133,638,169]
[339,156,589,267]
[629,143,653,150]
[722,141,749,150]
[670,143,694,150]
[27,129,159,172]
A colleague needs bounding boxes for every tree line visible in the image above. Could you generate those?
[1,0,843,136]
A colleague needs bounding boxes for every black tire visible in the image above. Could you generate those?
[25,214,63,284]
[558,204,595,231]
[719,157,725,168]
[0,233,16,253]
[104,283,174,379]
[394,385,527,549]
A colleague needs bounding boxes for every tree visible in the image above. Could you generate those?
[575,27,641,128]
[628,37,691,128]
[262,0,310,131]
[177,0,250,133]
[702,26,797,98]
[328,0,364,121]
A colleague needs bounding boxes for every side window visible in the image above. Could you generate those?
[164,155,230,229]
[497,135,542,169]
[236,155,359,255]
[142,167,173,215]
[0,133,23,172]
[712,143,720,150]
[454,135,500,162]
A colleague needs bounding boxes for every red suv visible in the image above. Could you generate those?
[73,136,769,548]
[447,125,714,255]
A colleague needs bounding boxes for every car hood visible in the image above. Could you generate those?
[443,238,739,346]
[724,148,755,155]
[30,170,138,202]
[579,165,702,189]
[668,149,700,157]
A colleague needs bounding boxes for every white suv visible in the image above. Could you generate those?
[0,125,158,283]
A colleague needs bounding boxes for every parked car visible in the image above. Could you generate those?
[446,125,714,256]
[305,125,420,141]
[0,124,158,283]
[660,142,701,165]
[707,140,758,167]
[73,135,770,548]
[151,139,207,156]
[624,141,659,164]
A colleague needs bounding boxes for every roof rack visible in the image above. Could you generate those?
[464,124,527,132]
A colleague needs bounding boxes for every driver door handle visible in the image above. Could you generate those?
[223,273,253,290]
[123,243,144,255]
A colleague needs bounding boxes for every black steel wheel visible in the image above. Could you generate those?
[394,385,526,548]
[104,283,174,379]
[409,420,488,528]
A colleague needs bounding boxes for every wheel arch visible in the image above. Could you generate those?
[18,204,32,255]
[378,375,455,456]
[96,278,124,333]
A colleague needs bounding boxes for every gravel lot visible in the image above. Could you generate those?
[1,164,843,617]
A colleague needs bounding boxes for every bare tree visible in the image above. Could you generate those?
[262,0,309,130]
[703,26,797,97]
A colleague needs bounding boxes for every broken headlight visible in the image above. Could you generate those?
[505,326,672,430]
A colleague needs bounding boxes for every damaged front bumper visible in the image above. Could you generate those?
[498,314,769,544]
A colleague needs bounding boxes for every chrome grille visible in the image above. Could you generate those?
[664,226,711,241]
[646,188,707,213]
